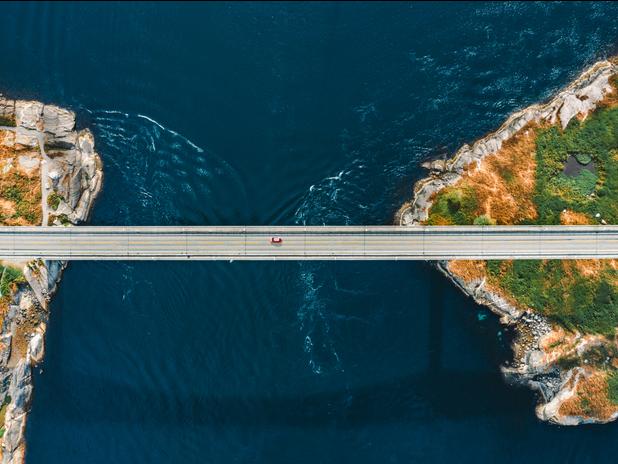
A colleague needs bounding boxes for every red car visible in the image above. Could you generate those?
[270,236,283,244]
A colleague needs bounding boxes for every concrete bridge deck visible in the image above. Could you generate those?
[1,225,618,260]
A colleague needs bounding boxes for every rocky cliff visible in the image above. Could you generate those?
[0,96,102,462]
[398,58,618,425]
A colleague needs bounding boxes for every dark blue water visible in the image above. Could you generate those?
[1,2,618,462]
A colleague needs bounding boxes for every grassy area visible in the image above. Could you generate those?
[47,192,63,210]
[534,106,618,224]
[473,214,496,225]
[486,261,618,335]
[488,104,618,334]
[426,80,618,336]
[0,171,41,225]
[0,265,25,298]
[425,187,479,225]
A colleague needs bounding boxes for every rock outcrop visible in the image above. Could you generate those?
[400,60,617,225]
[0,94,102,462]
[398,59,618,425]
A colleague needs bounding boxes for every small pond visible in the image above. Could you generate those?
[563,152,596,177]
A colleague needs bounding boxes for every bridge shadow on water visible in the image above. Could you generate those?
[30,262,539,429]
[32,368,534,428]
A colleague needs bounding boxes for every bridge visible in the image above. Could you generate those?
[0,225,617,260]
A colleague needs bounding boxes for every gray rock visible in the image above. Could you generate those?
[28,333,44,365]
[400,59,618,425]
[42,105,75,146]
[14,101,43,131]
[24,260,67,310]
[0,95,103,462]
[401,60,618,226]
[0,97,15,119]
[2,360,32,459]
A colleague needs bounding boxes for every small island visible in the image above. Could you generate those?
[399,58,618,425]
[0,97,102,462]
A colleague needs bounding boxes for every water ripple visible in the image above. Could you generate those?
[89,110,248,225]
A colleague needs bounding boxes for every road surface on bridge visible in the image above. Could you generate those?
[1,225,618,260]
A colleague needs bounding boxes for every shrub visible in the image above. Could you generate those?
[427,187,479,225]
[3,185,22,203]
[0,266,24,297]
[486,260,503,278]
[473,214,496,226]
[47,192,63,210]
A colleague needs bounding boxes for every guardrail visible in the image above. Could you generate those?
[0,225,615,261]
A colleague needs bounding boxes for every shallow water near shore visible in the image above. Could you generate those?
[1,2,618,462]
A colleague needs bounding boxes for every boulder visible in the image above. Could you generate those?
[28,333,44,365]
[14,101,43,131]
[42,105,76,146]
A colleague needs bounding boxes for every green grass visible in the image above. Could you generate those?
[425,187,479,225]
[0,172,41,224]
[609,371,618,405]
[57,213,71,225]
[3,182,37,221]
[488,258,618,335]
[554,169,598,197]
[47,192,63,210]
[534,106,618,224]
[425,97,618,336]
[481,105,618,335]
[2,185,22,203]
[473,214,496,225]
[0,265,25,297]
[493,105,618,334]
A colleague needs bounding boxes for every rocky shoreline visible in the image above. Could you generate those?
[398,59,618,425]
[0,97,102,461]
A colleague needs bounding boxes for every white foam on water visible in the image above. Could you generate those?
[136,113,165,130]
[137,113,204,153]
[297,266,344,375]
[93,109,130,117]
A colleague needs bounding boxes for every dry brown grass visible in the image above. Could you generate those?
[0,200,15,218]
[558,258,618,280]
[560,209,594,225]
[447,260,487,283]
[0,141,42,225]
[572,260,605,278]
[438,126,538,225]
[9,325,29,366]
[559,370,618,420]
[0,171,41,226]
[539,327,570,351]
[0,130,14,149]
[446,260,528,311]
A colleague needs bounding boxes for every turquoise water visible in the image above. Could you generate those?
[0,2,617,462]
